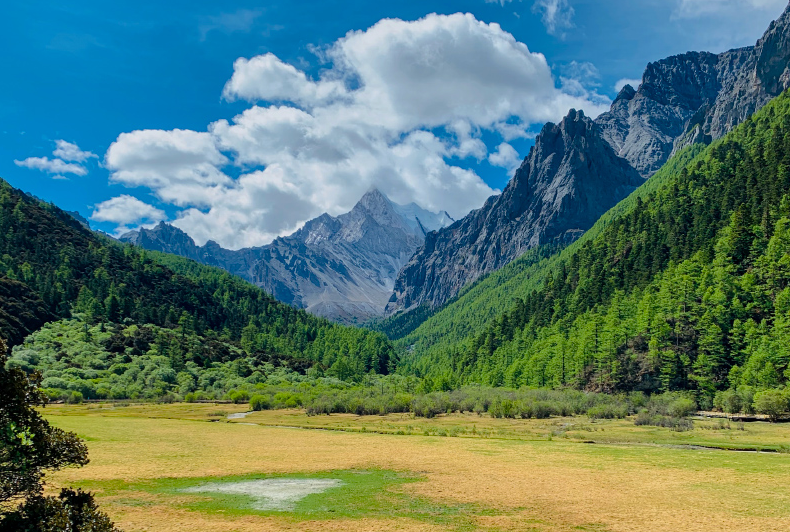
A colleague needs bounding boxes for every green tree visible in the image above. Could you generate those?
[0,337,119,530]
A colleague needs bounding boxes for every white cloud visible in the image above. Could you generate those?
[14,139,95,178]
[488,142,522,174]
[14,156,87,176]
[674,0,786,17]
[105,129,230,206]
[532,0,575,37]
[53,140,97,162]
[614,78,642,93]
[91,194,166,235]
[104,13,611,249]
[222,54,346,106]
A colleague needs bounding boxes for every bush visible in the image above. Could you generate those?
[714,389,741,414]
[228,389,251,404]
[250,394,272,411]
[668,398,697,418]
[0,488,120,532]
[411,393,449,418]
[634,410,693,432]
[587,403,628,420]
[753,389,788,422]
[64,391,84,404]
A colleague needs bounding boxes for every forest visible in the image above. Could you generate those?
[0,182,394,383]
[399,91,790,415]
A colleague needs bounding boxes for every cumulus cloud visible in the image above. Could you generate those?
[488,142,522,174]
[105,129,230,206]
[532,0,575,37]
[614,78,642,93]
[15,139,94,178]
[14,157,87,177]
[674,0,786,18]
[91,194,166,235]
[53,140,97,162]
[104,13,610,249]
[223,54,346,105]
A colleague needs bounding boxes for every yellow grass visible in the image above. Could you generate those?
[44,404,790,532]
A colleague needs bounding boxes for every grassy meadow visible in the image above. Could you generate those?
[43,403,790,532]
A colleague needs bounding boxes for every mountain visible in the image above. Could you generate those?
[386,6,790,316]
[120,189,453,323]
[387,110,642,313]
[597,5,790,178]
[0,177,394,380]
[403,89,790,401]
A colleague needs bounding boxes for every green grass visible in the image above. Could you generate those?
[69,469,497,530]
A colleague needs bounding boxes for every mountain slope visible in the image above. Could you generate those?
[387,109,643,314]
[404,89,790,402]
[121,189,452,323]
[0,180,393,380]
[387,6,790,316]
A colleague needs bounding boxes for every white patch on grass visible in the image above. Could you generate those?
[181,478,343,510]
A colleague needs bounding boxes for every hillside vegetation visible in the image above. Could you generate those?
[384,146,704,353]
[402,91,790,412]
[0,182,394,383]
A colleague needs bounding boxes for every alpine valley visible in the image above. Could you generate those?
[6,5,790,532]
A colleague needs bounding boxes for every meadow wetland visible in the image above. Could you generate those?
[42,403,790,532]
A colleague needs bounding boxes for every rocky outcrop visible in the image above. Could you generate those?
[386,5,790,315]
[120,190,452,323]
[599,6,790,177]
[386,110,642,313]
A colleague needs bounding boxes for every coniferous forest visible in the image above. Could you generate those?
[0,180,394,398]
[399,91,790,413]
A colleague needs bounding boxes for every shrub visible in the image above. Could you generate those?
[587,403,628,420]
[532,401,556,419]
[0,489,120,532]
[737,386,756,414]
[634,411,693,432]
[250,394,272,411]
[411,393,448,418]
[228,389,251,404]
[714,389,741,414]
[668,398,697,418]
[753,389,788,422]
[64,391,84,404]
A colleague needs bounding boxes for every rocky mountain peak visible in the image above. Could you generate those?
[614,84,637,103]
[755,3,790,94]
[386,107,641,314]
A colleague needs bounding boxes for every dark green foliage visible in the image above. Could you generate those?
[0,338,87,506]
[366,304,438,341]
[402,91,790,409]
[0,488,119,532]
[0,279,55,348]
[0,337,118,530]
[0,182,394,381]
[752,389,789,421]
[10,318,389,400]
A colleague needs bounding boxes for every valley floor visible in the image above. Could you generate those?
[44,404,790,532]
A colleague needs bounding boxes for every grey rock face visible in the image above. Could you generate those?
[386,110,642,314]
[120,190,452,323]
[599,5,790,177]
[386,5,790,315]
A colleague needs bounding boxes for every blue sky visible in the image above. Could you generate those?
[1,0,787,248]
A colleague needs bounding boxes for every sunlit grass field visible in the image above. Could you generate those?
[44,403,790,531]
